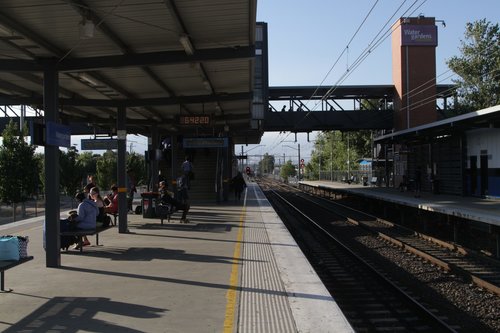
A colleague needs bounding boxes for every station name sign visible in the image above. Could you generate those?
[401,25,437,46]
[46,121,71,148]
[183,137,228,148]
[81,139,118,150]
[178,115,211,126]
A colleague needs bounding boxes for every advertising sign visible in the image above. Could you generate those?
[401,25,437,46]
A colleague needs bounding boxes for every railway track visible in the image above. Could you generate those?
[257,177,500,332]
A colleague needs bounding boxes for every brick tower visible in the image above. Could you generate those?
[392,16,438,130]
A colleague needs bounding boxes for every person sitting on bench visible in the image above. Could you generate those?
[72,191,99,249]
[159,181,190,223]
[104,185,119,214]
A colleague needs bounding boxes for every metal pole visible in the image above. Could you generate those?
[117,106,128,234]
[318,142,321,181]
[347,133,350,177]
[406,45,410,129]
[298,143,301,180]
[330,135,333,181]
[241,145,244,172]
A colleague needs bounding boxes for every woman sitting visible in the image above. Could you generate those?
[72,191,99,249]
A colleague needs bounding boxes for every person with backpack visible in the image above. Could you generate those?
[231,171,247,201]
[176,174,189,204]
[181,156,193,189]
[159,181,190,223]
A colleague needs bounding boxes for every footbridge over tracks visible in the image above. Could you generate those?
[264,84,455,132]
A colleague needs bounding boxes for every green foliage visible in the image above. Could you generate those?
[34,153,44,194]
[447,19,500,111]
[0,121,39,204]
[258,153,275,174]
[60,146,84,196]
[127,152,146,186]
[308,130,373,177]
[76,151,98,187]
[96,150,117,191]
[280,160,296,180]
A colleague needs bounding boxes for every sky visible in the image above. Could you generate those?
[243,0,500,164]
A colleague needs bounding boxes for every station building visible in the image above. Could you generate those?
[375,16,500,199]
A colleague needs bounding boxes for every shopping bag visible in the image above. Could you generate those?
[0,236,20,261]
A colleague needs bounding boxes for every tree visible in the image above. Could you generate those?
[447,19,500,111]
[60,146,83,196]
[280,160,296,182]
[127,152,146,186]
[258,153,275,175]
[34,152,44,195]
[308,130,372,178]
[76,151,98,187]
[96,150,117,191]
[0,121,39,217]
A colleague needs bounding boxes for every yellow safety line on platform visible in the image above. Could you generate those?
[223,189,247,333]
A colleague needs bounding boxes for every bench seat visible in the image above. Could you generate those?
[156,203,176,224]
[0,256,34,292]
[61,226,111,253]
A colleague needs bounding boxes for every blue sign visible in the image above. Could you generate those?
[183,137,228,148]
[45,121,71,147]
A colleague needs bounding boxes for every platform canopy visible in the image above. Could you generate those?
[0,0,261,143]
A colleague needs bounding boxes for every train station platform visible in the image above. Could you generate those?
[300,180,500,227]
[0,183,353,332]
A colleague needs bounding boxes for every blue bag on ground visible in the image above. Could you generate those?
[0,236,20,261]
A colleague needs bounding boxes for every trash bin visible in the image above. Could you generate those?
[141,192,159,218]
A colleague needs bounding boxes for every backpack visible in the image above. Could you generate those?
[177,176,185,189]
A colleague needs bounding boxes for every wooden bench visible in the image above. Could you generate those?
[0,256,34,292]
[60,226,111,253]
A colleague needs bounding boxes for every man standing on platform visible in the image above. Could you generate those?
[181,156,193,189]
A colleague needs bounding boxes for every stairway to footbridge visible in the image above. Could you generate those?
[264,85,454,132]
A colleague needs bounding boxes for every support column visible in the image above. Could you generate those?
[222,145,229,201]
[44,62,60,268]
[117,106,128,233]
[150,125,159,192]
[171,135,178,188]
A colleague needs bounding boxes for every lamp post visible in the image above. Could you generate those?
[240,144,264,172]
[347,133,350,178]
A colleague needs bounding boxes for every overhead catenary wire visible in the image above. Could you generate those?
[293,0,426,127]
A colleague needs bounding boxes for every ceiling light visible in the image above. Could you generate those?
[0,24,12,37]
[79,19,95,39]
[179,34,194,55]
[202,79,211,91]
[79,73,99,86]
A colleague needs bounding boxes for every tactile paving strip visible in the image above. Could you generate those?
[237,202,296,332]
